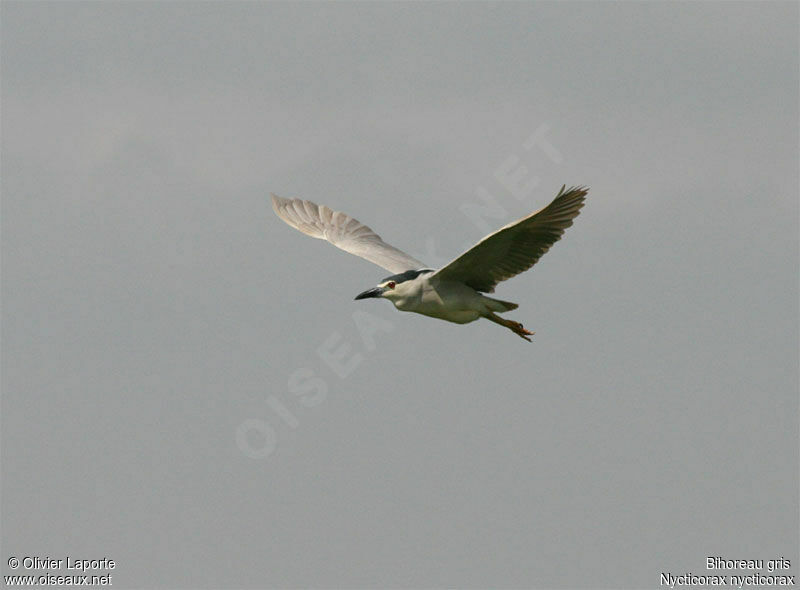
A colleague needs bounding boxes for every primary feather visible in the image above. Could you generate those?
[431,185,587,292]
[271,194,426,274]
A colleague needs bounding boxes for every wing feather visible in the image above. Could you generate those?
[271,194,426,274]
[431,186,588,292]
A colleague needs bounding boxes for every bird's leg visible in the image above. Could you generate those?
[484,312,535,342]
[507,320,534,342]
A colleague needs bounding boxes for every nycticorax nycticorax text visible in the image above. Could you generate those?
[271,185,587,342]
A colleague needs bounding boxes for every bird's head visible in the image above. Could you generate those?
[354,269,433,302]
[354,279,399,301]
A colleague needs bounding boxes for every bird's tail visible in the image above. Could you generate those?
[483,296,518,313]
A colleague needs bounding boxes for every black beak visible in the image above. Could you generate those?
[354,287,384,300]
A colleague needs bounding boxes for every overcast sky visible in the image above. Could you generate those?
[2,2,798,588]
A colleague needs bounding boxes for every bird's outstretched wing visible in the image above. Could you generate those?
[271,195,427,274]
[431,185,588,293]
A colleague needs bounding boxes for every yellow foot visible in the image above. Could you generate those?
[485,312,535,342]
[507,320,534,342]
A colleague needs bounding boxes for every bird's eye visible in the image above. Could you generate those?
[387,281,396,289]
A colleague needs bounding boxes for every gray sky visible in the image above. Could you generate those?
[2,2,798,588]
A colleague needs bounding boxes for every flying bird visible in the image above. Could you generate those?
[271,185,587,342]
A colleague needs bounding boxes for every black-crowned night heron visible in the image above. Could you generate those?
[271,185,587,342]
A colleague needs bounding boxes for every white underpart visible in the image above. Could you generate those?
[382,276,507,324]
